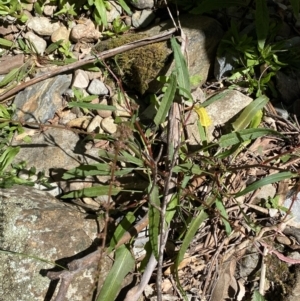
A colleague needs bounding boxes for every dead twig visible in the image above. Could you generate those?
[0,29,177,102]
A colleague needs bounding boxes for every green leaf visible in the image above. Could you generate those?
[255,0,269,49]
[171,37,190,98]
[215,198,231,235]
[61,185,122,198]
[68,101,116,111]
[117,0,132,15]
[190,0,248,14]
[219,128,283,147]
[0,146,20,173]
[154,73,177,126]
[0,68,19,88]
[108,212,135,252]
[172,162,206,175]
[0,37,14,47]
[251,290,267,301]
[96,245,134,301]
[232,95,269,131]
[148,184,160,260]
[235,171,296,197]
[94,0,108,27]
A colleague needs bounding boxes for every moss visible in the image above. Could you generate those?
[94,34,171,94]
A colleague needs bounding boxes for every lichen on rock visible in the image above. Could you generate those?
[93,34,171,94]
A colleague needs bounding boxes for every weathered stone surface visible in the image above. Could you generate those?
[132,9,155,28]
[70,19,101,43]
[12,127,87,176]
[13,74,72,123]
[87,79,108,95]
[24,31,47,54]
[143,14,224,89]
[0,54,24,74]
[128,0,154,9]
[0,185,110,301]
[185,90,253,146]
[51,25,69,43]
[101,117,117,134]
[27,16,60,36]
[73,69,89,88]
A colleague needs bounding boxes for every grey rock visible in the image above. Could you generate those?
[97,98,112,118]
[107,1,122,23]
[12,127,86,176]
[73,69,89,88]
[185,90,252,146]
[0,185,111,301]
[27,17,60,36]
[143,14,224,89]
[132,9,155,28]
[129,0,154,9]
[14,74,72,123]
[24,31,47,54]
[43,4,57,16]
[87,79,109,95]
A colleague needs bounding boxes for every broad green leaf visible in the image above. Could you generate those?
[0,37,14,47]
[108,212,135,252]
[68,101,116,111]
[149,184,160,260]
[249,109,263,128]
[165,194,178,225]
[251,290,267,301]
[255,0,269,49]
[215,198,231,236]
[45,39,64,54]
[0,68,19,87]
[235,172,296,197]
[154,73,177,126]
[96,245,134,301]
[0,146,20,172]
[176,195,215,265]
[172,162,206,175]
[232,96,269,131]
[190,0,248,14]
[219,128,283,147]
[171,37,190,98]
[94,0,108,27]
[117,0,132,15]
[61,185,122,198]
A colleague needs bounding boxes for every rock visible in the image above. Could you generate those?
[0,24,18,36]
[101,117,117,134]
[97,98,112,118]
[132,9,155,28]
[185,90,253,146]
[87,115,103,133]
[13,74,72,123]
[112,94,131,117]
[143,14,224,89]
[51,25,69,43]
[0,54,24,75]
[73,69,89,88]
[24,31,47,54]
[11,127,88,176]
[128,0,154,9]
[43,4,57,16]
[107,1,122,23]
[70,19,101,43]
[87,79,109,95]
[27,16,60,36]
[0,185,112,301]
